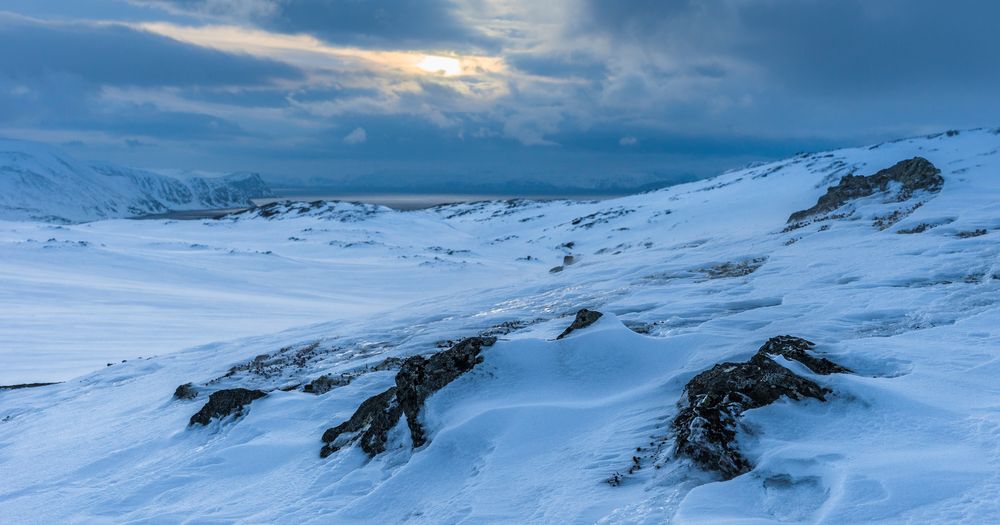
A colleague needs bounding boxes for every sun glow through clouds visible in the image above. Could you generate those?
[416,55,463,76]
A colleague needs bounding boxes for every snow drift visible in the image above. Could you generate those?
[2,128,1000,523]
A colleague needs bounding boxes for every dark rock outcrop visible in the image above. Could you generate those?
[303,374,350,395]
[957,229,987,238]
[396,336,496,447]
[320,336,496,458]
[757,335,851,375]
[189,388,267,426]
[321,387,402,457]
[788,157,943,223]
[557,309,603,339]
[173,382,198,400]
[672,336,848,479]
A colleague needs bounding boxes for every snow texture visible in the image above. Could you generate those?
[2,129,1000,523]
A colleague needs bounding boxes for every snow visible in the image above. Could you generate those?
[0,138,272,223]
[2,129,1000,523]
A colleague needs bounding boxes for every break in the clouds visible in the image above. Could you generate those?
[0,1,997,192]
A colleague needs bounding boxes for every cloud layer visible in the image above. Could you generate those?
[1,1,997,190]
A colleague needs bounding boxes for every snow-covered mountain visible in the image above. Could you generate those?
[0,139,273,222]
[2,128,1000,523]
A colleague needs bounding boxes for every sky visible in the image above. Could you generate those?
[1,0,998,192]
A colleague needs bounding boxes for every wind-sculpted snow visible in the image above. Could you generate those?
[3,129,1000,523]
[0,139,273,222]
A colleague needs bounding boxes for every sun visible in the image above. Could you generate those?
[416,55,462,76]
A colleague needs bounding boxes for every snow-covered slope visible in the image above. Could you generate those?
[2,129,1000,523]
[0,139,272,222]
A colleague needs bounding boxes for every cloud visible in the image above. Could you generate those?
[343,127,367,144]
[0,13,302,88]
[142,0,492,49]
[619,136,637,146]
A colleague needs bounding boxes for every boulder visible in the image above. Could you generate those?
[557,309,603,339]
[320,336,496,457]
[189,388,267,426]
[672,336,847,479]
[788,157,943,223]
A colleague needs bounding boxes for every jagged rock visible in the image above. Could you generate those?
[303,374,350,395]
[757,335,851,375]
[173,382,198,400]
[672,336,848,479]
[189,388,267,426]
[320,337,496,458]
[563,255,576,266]
[788,157,943,223]
[320,387,402,457]
[396,337,496,447]
[557,309,603,339]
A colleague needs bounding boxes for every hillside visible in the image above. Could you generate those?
[1,129,999,523]
[0,139,273,222]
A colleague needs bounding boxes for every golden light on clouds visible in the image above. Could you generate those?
[137,22,502,80]
[416,55,463,76]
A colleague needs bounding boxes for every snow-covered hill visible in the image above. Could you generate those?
[0,139,273,222]
[2,129,1000,523]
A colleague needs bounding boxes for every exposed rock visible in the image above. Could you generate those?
[0,382,58,390]
[957,229,988,238]
[396,337,496,447]
[672,336,847,479]
[173,382,198,400]
[700,257,768,279]
[321,337,496,458]
[303,374,350,395]
[756,335,851,375]
[788,157,943,223]
[372,357,405,371]
[557,309,604,339]
[563,255,576,266]
[549,265,564,273]
[321,387,402,457]
[189,388,267,426]
[897,223,934,234]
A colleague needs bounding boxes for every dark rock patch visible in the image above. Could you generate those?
[672,336,848,479]
[549,265,564,273]
[757,335,850,375]
[303,374,350,395]
[897,223,934,234]
[700,257,768,279]
[557,309,604,339]
[396,337,496,447]
[173,382,198,400]
[321,387,402,457]
[957,229,988,238]
[321,337,496,458]
[0,382,59,391]
[189,388,267,426]
[788,157,943,223]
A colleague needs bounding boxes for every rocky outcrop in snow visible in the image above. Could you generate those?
[672,336,848,479]
[321,336,496,457]
[189,388,267,426]
[788,157,943,224]
[557,309,604,339]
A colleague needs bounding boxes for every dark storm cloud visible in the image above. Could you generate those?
[580,0,1000,96]
[0,14,302,87]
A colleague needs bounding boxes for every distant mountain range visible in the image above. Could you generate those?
[0,139,273,223]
